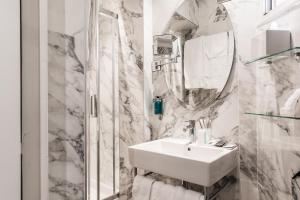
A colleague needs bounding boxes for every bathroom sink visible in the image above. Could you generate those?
[128,138,238,187]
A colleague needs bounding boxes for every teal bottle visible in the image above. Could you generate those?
[153,96,163,115]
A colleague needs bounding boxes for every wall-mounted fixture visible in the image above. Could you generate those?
[184,120,196,144]
[263,0,287,15]
[153,34,176,56]
[264,0,273,15]
[153,96,163,119]
[151,0,235,111]
[251,30,291,64]
[152,34,180,71]
[217,0,232,4]
[152,57,179,71]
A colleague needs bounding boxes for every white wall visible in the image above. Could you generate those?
[39,0,49,199]
[0,0,21,199]
[22,0,49,199]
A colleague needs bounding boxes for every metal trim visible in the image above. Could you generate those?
[99,8,118,19]
[112,18,117,194]
[217,0,231,3]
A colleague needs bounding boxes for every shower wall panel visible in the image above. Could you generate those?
[87,0,143,199]
[98,15,120,197]
[99,0,145,199]
[48,0,87,199]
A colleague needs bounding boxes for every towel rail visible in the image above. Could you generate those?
[133,167,235,200]
[207,176,235,200]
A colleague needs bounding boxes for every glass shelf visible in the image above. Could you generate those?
[245,112,300,120]
[245,47,300,65]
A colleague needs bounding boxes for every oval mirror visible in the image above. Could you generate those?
[152,0,235,110]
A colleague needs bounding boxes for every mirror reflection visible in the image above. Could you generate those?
[152,0,235,110]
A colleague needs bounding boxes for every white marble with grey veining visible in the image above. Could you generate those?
[82,1,300,200]
[48,0,87,199]
[225,0,262,199]
[95,0,145,199]
[254,58,300,200]
[149,1,239,200]
[229,0,300,199]
[48,31,85,200]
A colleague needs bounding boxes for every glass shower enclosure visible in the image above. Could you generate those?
[86,8,119,200]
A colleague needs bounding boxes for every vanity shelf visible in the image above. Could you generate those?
[245,112,300,120]
[245,47,300,65]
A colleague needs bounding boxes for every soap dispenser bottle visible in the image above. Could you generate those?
[153,96,163,119]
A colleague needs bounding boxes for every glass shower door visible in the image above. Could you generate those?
[86,8,119,200]
[97,10,119,200]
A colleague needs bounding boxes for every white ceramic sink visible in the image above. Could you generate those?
[129,138,238,187]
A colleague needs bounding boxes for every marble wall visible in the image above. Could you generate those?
[99,16,120,196]
[91,15,120,199]
[255,58,300,199]
[146,0,239,199]
[146,0,300,200]
[228,0,300,199]
[48,30,85,200]
[48,0,86,199]
[149,0,238,142]
[49,0,144,199]
[225,1,262,199]
[99,0,145,199]
[238,57,300,200]
[47,0,300,199]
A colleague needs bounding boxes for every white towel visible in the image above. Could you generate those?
[172,186,186,200]
[280,89,300,116]
[132,175,155,200]
[184,36,205,89]
[150,181,176,200]
[150,181,204,200]
[203,31,232,59]
[184,31,234,90]
[184,189,204,200]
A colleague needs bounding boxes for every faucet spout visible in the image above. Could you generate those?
[184,120,196,144]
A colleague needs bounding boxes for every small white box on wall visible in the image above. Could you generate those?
[251,30,291,59]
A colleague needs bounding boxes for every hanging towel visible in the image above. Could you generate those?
[184,36,205,89]
[183,189,205,200]
[132,175,156,200]
[184,31,234,90]
[203,31,232,59]
[280,89,300,116]
[150,181,176,200]
[172,186,186,200]
[150,181,204,200]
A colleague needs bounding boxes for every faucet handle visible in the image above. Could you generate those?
[184,120,196,126]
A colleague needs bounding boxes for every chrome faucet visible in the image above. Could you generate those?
[184,120,196,144]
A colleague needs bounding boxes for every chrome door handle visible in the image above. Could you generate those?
[90,95,98,118]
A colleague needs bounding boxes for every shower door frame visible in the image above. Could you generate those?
[86,7,119,200]
[97,8,119,200]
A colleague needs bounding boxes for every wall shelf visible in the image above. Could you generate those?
[245,47,300,65]
[245,112,300,120]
